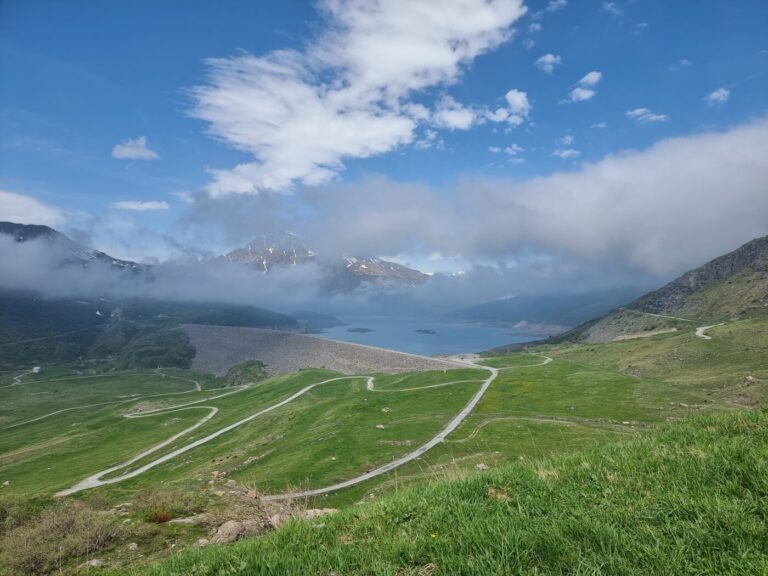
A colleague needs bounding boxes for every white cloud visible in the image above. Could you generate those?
[535,53,562,74]
[111,201,170,211]
[432,96,478,130]
[558,135,574,146]
[529,22,542,33]
[569,87,595,102]
[111,136,159,160]
[484,89,532,127]
[602,2,622,15]
[552,148,581,159]
[504,144,524,155]
[309,118,768,278]
[522,38,535,50]
[579,71,603,86]
[705,87,731,106]
[547,0,568,12]
[0,190,66,226]
[502,89,532,125]
[626,108,670,123]
[591,122,607,129]
[568,71,602,102]
[190,0,527,196]
[414,129,443,150]
[488,146,502,153]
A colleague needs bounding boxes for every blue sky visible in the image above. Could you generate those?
[1,0,767,280]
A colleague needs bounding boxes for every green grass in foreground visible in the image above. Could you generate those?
[141,408,768,576]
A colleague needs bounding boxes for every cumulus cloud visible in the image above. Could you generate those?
[111,201,170,211]
[705,87,731,106]
[111,136,159,160]
[602,2,621,15]
[432,96,478,130]
[190,0,527,196]
[626,108,670,123]
[535,53,562,74]
[591,121,607,129]
[485,89,532,126]
[529,22,542,33]
[568,71,602,102]
[0,190,66,226]
[299,117,768,278]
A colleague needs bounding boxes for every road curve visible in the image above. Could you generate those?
[695,323,724,340]
[58,354,552,498]
[56,376,355,496]
[262,365,499,501]
[263,353,552,500]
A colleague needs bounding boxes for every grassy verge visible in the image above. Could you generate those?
[141,408,768,576]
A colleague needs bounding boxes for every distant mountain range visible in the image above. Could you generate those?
[0,222,429,293]
[0,221,141,272]
[222,231,429,290]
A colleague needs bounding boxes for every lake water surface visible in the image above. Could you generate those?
[315,316,532,356]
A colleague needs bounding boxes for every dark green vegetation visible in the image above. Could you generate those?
[145,409,768,576]
[0,291,297,370]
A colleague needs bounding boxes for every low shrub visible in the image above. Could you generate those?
[0,501,120,575]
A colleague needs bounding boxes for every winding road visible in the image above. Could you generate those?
[56,354,553,498]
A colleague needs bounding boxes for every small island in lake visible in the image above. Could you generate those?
[347,327,374,333]
[415,329,437,335]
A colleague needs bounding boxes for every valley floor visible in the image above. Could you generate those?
[0,315,766,573]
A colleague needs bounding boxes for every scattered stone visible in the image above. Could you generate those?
[212,490,226,497]
[211,520,245,544]
[330,456,337,461]
[196,538,209,547]
[475,463,489,470]
[375,424,385,430]
[78,559,103,569]
[169,515,208,526]
[382,407,392,413]
[226,479,237,486]
[1,481,9,487]
[127,542,138,551]
[300,508,336,521]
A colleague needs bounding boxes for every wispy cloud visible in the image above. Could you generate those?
[705,87,731,106]
[111,201,170,211]
[669,58,692,72]
[591,122,607,129]
[602,2,622,16]
[626,108,670,123]
[552,148,580,159]
[0,190,67,226]
[189,0,527,196]
[535,53,562,74]
[111,136,159,160]
[547,0,568,13]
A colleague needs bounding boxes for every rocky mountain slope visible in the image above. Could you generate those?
[0,221,141,271]
[547,234,768,344]
[223,232,428,290]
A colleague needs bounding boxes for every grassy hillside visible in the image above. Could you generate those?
[141,408,768,576]
[1,316,766,573]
